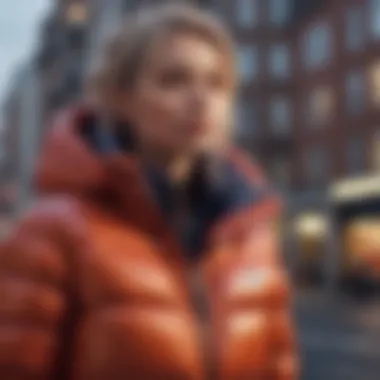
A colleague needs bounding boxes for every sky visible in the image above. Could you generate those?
[0,0,51,104]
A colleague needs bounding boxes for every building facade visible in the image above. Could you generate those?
[207,0,380,286]
[289,0,380,286]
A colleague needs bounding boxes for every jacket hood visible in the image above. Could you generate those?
[35,105,281,241]
[35,106,110,194]
[36,105,266,193]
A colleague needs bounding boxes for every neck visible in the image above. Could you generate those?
[140,148,196,186]
[167,155,195,186]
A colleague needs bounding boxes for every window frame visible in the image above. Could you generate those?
[302,22,332,71]
[238,44,259,83]
[268,42,291,79]
[306,85,334,128]
[236,0,259,27]
[368,61,380,106]
[268,0,289,27]
[370,0,380,39]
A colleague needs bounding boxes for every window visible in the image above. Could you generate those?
[307,86,334,126]
[238,45,259,83]
[268,43,291,79]
[303,22,332,70]
[370,0,380,38]
[346,7,365,51]
[269,96,292,134]
[304,146,330,186]
[369,62,380,106]
[346,71,366,114]
[236,0,258,27]
[235,99,257,139]
[268,0,289,26]
[347,135,366,174]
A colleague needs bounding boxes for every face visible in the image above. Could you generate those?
[121,32,234,158]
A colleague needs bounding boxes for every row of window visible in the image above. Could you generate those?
[237,29,331,82]
[236,0,380,41]
[235,0,290,28]
[304,0,380,69]
[310,63,380,121]
[238,43,291,82]
[236,96,291,139]
[238,1,380,80]
[237,62,380,138]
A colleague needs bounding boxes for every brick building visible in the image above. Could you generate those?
[288,0,380,285]
[207,0,380,284]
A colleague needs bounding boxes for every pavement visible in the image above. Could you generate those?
[294,290,380,380]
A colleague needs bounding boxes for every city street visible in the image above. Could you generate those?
[295,290,380,380]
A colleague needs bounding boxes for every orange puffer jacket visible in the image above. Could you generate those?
[0,107,298,380]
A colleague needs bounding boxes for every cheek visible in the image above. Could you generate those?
[135,90,183,135]
[132,88,186,149]
[204,98,233,149]
[209,97,233,133]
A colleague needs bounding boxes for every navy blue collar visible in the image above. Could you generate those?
[80,115,272,257]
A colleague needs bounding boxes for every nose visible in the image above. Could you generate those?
[189,83,210,116]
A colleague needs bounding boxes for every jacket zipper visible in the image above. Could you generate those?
[187,265,214,380]
[171,189,215,379]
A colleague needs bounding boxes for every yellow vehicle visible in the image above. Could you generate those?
[343,218,380,275]
[330,175,380,295]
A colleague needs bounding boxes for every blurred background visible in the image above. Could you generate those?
[0,0,380,379]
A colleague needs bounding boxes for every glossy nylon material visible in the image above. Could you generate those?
[0,105,297,379]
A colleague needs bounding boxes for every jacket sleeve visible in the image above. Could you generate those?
[270,304,298,380]
[249,221,299,380]
[0,206,77,379]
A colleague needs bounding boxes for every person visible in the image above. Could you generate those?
[0,4,298,379]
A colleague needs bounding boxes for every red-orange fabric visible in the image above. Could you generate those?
[0,106,298,379]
